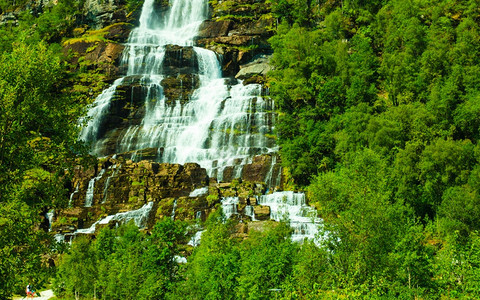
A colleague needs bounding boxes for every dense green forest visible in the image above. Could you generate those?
[2,0,480,298]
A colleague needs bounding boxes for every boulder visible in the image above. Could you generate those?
[254,205,270,221]
[235,55,272,80]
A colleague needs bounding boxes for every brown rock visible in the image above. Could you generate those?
[163,45,199,75]
[161,74,200,104]
[103,22,134,42]
[254,205,270,221]
[241,154,273,183]
[197,20,233,38]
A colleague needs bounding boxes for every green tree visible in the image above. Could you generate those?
[0,41,84,297]
[236,222,297,299]
[176,211,240,300]
[55,236,98,298]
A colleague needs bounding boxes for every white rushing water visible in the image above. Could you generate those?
[102,164,119,204]
[188,230,204,247]
[46,209,55,232]
[84,169,105,207]
[221,197,239,220]
[189,186,209,197]
[76,201,154,235]
[79,0,276,180]
[258,191,322,244]
[68,183,79,207]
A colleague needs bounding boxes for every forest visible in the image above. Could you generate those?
[1,0,480,298]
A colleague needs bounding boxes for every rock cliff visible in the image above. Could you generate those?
[43,0,286,236]
[54,153,283,235]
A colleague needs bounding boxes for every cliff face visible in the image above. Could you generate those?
[54,153,282,235]
[61,0,274,100]
[47,0,283,235]
[196,0,274,78]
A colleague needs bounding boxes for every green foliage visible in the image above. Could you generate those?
[0,40,85,298]
[0,200,52,299]
[176,210,240,299]
[0,41,85,207]
[54,218,187,299]
[236,223,297,299]
[268,0,480,296]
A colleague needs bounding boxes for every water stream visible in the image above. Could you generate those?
[75,0,320,244]
[79,0,276,180]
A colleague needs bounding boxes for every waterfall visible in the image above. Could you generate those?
[78,0,277,180]
[76,202,154,234]
[245,205,256,221]
[258,192,322,244]
[72,0,324,246]
[85,169,105,207]
[46,209,55,232]
[68,183,79,207]
[189,187,208,197]
[102,164,119,204]
[221,197,239,220]
[188,230,203,247]
[171,198,178,220]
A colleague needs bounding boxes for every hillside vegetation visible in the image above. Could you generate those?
[1,0,480,298]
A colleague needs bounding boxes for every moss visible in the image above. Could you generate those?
[63,22,131,45]
[206,194,219,206]
[208,41,259,52]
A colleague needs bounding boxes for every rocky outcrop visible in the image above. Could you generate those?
[159,45,202,104]
[195,0,274,77]
[161,74,200,104]
[53,151,285,235]
[58,156,209,232]
[82,0,142,29]
[241,154,282,189]
[163,45,199,75]
[235,55,272,84]
[62,22,134,99]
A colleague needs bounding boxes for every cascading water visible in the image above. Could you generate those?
[68,183,79,207]
[85,169,105,207]
[76,202,154,235]
[221,197,239,220]
[102,164,119,204]
[75,0,321,245]
[258,192,323,244]
[46,209,55,232]
[79,0,276,180]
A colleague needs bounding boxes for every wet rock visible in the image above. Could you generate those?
[163,45,199,75]
[161,73,200,104]
[58,157,210,229]
[194,0,274,77]
[241,154,273,183]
